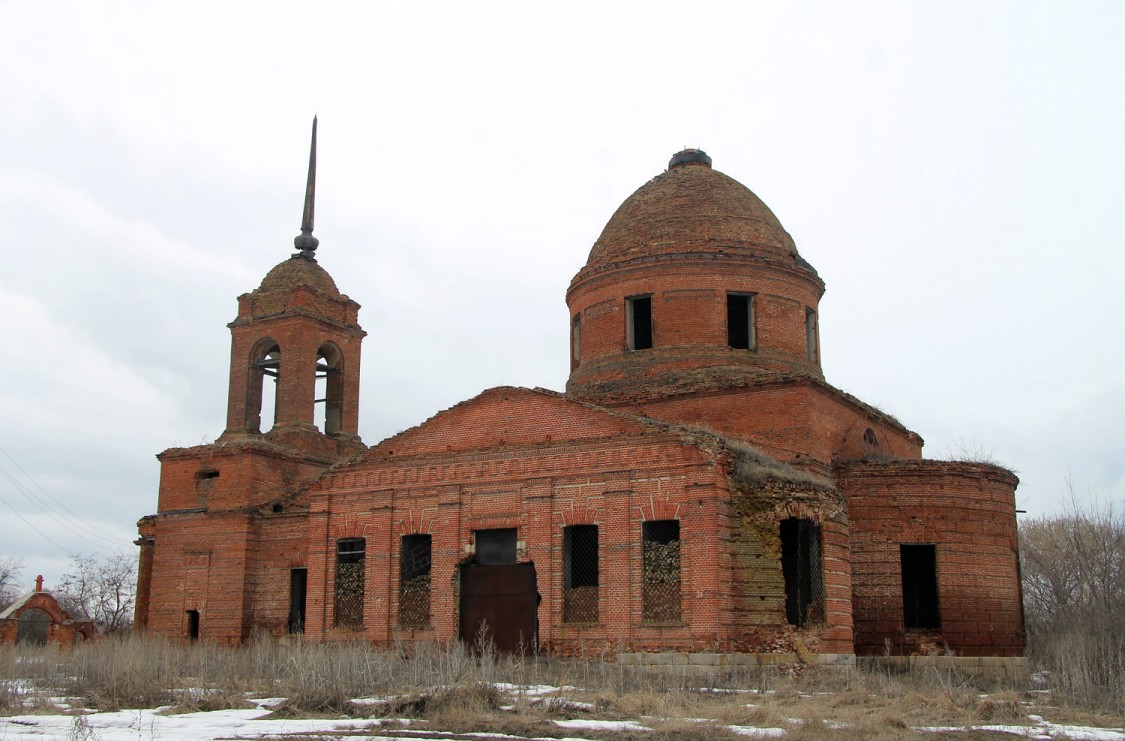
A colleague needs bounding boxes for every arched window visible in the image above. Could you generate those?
[17,608,50,645]
[315,343,343,435]
[247,340,281,433]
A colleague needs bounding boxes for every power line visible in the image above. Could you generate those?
[0,447,126,550]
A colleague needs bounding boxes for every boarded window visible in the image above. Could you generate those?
[901,544,941,630]
[563,524,599,623]
[642,520,681,622]
[399,534,432,628]
[288,568,307,634]
[627,296,653,351]
[781,518,824,627]
[475,528,517,565]
[334,538,365,629]
[727,292,755,349]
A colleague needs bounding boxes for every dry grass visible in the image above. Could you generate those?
[0,636,1114,739]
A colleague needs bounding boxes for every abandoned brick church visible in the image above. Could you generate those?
[135,131,1025,663]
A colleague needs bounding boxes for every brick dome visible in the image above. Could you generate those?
[581,150,811,277]
[566,150,826,405]
[257,256,340,297]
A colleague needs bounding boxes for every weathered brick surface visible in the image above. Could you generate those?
[836,460,1024,656]
[138,149,1024,660]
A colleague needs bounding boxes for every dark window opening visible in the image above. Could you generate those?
[805,308,818,362]
[288,568,307,634]
[399,534,432,628]
[563,525,599,623]
[863,428,878,446]
[642,520,681,622]
[781,517,824,627]
[195,470,220,505]
[901,544,941,630]
[475,528,517,565]
[334,538,365,629]
[571,314,582,368]
[727,292,755,349]
[627,296,653,351]
[186,609,200,641]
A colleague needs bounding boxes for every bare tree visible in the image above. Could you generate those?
[54,551,138,634]
[1019,483,1125,711]
[0,555,26,610]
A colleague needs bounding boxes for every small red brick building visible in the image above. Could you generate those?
[136,141,1025,662]
[0,576,101,647]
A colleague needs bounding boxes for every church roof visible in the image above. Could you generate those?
[581,150,811,275]
[256,255,341,297]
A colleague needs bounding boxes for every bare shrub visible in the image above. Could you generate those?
[0,555,25,610]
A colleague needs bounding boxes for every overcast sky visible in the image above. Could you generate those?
[1,1,1122,590]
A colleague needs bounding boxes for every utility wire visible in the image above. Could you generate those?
[0,446,121,544]
[0,447,124,550]
[0,483,77,557]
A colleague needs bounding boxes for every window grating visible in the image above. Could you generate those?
[642,520,681,622]
[399,534,432,628]
[781,518,824,627]
[563,525,599,623]
[334,538,365,629]
[901,544,941,630]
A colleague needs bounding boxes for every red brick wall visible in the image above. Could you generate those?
[299,389,850,655]
[155,445,335,513]
[567,260,825,405]
[612,381,921,476]
[141,510,254,644]
[836,460,1024,656]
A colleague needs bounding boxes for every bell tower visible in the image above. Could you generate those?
[220,117,365,452]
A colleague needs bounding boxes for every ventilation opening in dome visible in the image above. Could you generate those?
[626,296,652,351]
[727,292,756,350]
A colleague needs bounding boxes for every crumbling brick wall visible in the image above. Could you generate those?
[837,460,1024,657]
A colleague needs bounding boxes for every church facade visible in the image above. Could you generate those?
[135,137,1025,661]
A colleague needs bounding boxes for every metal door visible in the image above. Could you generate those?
[459,562,537,655]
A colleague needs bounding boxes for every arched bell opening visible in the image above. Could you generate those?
[315,342,344,435]
[247,339,281,433]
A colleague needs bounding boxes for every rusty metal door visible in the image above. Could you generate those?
[459,563,537,655]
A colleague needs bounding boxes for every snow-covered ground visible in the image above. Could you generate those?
[2,687,1124,741]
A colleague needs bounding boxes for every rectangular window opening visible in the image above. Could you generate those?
[781,517,824,627]
[334,537,366,629]
[288,568,307,634]
[901,544,941,630]
[474,528,517,566]
[627,296,653,351]
[642,519,681,623]
[563,524,599,624]
[399,534,432,628]
[571,314,582,367]
[805,308,818,362]
[186,609,200,641]
[727,292,755,349]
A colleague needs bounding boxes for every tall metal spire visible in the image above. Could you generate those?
[293,116,319,260]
